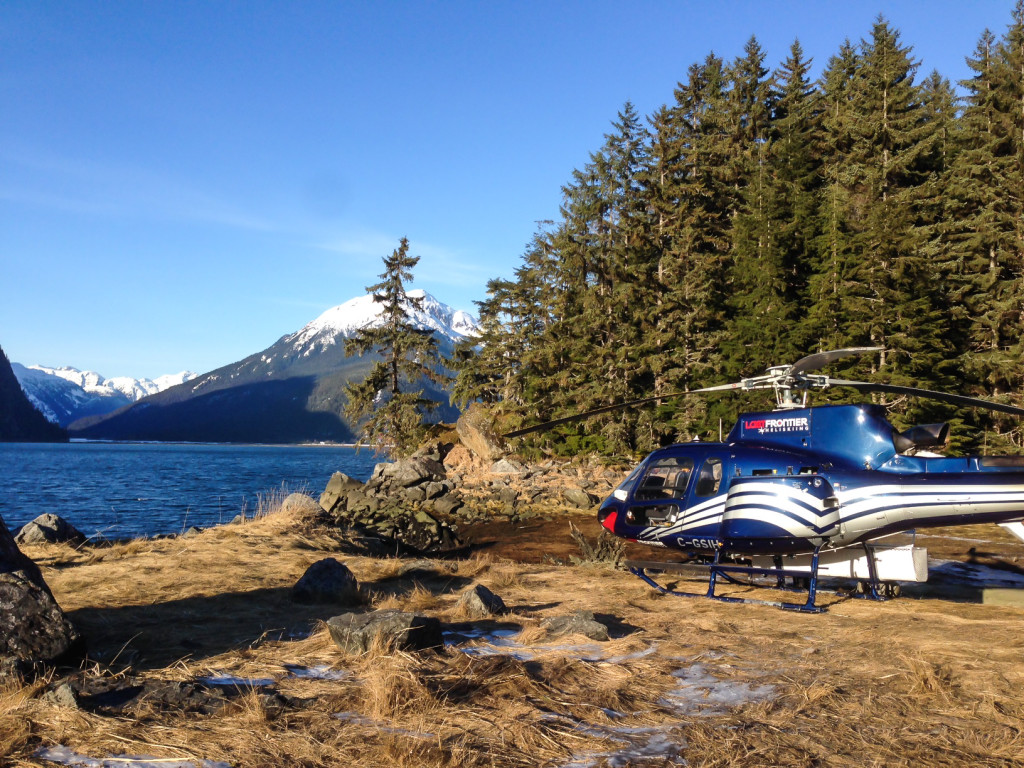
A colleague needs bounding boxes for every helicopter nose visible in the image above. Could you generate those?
[597,505,617,532]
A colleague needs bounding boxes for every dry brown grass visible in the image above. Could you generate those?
[7,519,1024,767]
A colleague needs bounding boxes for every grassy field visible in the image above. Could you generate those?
[5,505,1024,767]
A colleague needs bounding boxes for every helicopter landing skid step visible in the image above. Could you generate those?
[629,564,828,613]
[622,561,831,618]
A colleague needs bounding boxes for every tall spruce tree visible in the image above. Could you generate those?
[344,238,447,456]
[461,14,1024,458]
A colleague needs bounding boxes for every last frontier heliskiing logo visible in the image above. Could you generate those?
[743,416,810,434]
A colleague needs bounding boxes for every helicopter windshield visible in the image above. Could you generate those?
[635,457,695,500]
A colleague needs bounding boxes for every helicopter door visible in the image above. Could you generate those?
[625,456,694,528]
[692,457,726,499]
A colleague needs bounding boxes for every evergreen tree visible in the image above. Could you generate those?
[343,238,448,456]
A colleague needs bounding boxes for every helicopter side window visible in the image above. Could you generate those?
[695,457,724,497]
[635,457,694,500]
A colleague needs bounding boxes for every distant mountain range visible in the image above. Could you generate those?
[59,290,478,444]
[13,364,197,427]
[0,346,66,442]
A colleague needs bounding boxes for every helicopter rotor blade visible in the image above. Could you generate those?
[501,382,751,439]
[502,391,687,439]
[789,347,884,377]
[825,378,1024,417]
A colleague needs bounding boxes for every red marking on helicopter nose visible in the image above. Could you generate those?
[601,510,618,533]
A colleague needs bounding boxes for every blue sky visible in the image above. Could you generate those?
[1,1,1017,379]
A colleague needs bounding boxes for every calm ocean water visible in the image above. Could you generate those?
[0,442,382,540]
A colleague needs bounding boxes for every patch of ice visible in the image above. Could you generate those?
[660,663,775,716]
[197,674,275,688]
[34,745,230,768]
[444,630,657,664]
[283,663,349,681]
[603,645,659,664]
[548,715,687,768]
[334,711,435,740]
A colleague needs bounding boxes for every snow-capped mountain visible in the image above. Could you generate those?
[13,364,197,427]
[285,289,479,357]
[70,291,477,444]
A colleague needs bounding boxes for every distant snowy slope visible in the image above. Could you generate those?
[13,364,198,426]
[286,289,479,357]
[69,291,478,444]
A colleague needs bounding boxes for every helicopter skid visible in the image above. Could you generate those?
[749,544,928,583]
[628,562,828,613]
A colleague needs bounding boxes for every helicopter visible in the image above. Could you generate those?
[504,348,1024,613]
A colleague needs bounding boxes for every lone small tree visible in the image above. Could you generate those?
[344,237,448,456]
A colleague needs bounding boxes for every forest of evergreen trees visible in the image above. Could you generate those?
[454,7,1024,458]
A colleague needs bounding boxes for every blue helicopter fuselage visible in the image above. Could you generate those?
[597,404,1024,556]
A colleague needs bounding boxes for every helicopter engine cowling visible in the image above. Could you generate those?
[720,475,841,554]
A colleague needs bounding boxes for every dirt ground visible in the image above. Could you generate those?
[5,507,1024,767]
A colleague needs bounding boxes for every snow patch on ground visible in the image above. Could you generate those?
[34,745,229,768]
[929,559,1024,588]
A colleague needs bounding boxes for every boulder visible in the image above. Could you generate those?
[280,493,325,518]
[319,472,364,514]
[14,514,85,546]
[541,610,609,641]
[0,518,82,674]
[326,610,442,654]
[431,494,464,517]
[455,584,507,618]
[490,459,528,475]
[292,558,360,604]
[562,488,598,510]
[456,403,505,462]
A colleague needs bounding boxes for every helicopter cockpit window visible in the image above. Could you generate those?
[695,457,724,497]
[635,457,694,501]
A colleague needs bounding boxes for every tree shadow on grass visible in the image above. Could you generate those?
[66,585,338,671]
[66,571,477,672]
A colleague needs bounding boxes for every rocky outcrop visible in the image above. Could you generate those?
[326,610,443,654]
[319,458,463,555]
[14,514,85,546]
[0,517,81,675]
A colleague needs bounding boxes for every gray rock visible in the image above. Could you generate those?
[456,584,507,618]
[431,494,464,517]
[423,481,449,500]
[14,514,85,546]
[490,459,528,475]
[180,526,203,538]
[562,488,597,510]
[344,491,379,516]
[0,518,82,674]
[43,681,79,708]
[388,458,447,488]
[497,486,519,506]
[292,558,360,604]
[541,610,609,641]
[456,403,505,461]
[280,493,324,518]
[320,472,364,514]
[326,610,442,654]
[403,485,427,503]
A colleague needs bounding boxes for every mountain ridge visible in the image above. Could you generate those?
[68,291,477,443]
[13,364,197,427]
